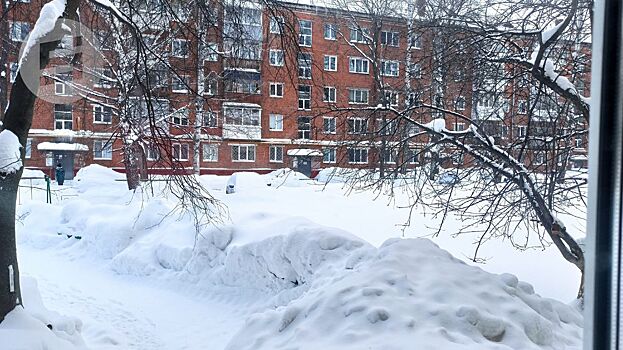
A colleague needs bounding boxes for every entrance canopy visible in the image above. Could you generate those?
[37,142,89,152]
[287,149,323,157]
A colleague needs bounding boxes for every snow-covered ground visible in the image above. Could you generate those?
[8,165,584,349]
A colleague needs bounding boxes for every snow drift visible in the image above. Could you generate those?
[15,165,583,349]
[226,239,582,350]
[0,277,87,350]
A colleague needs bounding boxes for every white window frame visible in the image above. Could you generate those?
[172,75,190,93]
[324,23,337,40]
[381,31,399,47]
[349,57,370,74]
[202,143,219,162]
[93,104,113,124]
[269,49,284,66]
[455,96,466,111]
[270,16,284,34]
[324,55,337,71]
[349,27,369,43]
[171,108,190,126]
[205,42,219,61]
[25,138,32,159]
[269,114,284,131]
[269,145,284,163]
[518,99,528,114]
[381,60,400,77]
[323,117,336,134]
[454,122,466,131]
[269,82,284,97]
[348,117,368,134]
[298,85,311,110]
[323,86,336,103]
[299,20,313,47]
[348,88,369,104]
[231,144,256,162]
[172,39,189,58]
[93,140,113,160]
[173,143,190,161]
[348,147,368,164]
[323,147,336,163]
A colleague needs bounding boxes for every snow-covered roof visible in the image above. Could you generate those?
[287,148,323,157]
[37,142,89,152]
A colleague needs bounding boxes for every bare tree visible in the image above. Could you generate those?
[315,0,590,298]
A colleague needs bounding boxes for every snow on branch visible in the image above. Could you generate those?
[0,130,23,175]
[19,0,67,67]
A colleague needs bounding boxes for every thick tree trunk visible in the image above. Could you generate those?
[0,170,23,322]
[123,142,146,190]
[0,0,81,322]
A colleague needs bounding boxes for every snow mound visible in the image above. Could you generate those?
[186,218,369,298]
[0,277,87,350]
[226,239,582,350]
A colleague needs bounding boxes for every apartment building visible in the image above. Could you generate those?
[2,0,590,179]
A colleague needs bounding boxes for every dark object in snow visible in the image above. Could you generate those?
[66,234,73,239]
[46,324,53,330]
[226,174,236,194]
[55,164,65,186]
[74,236,82,240]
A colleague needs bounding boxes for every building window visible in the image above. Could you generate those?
[534,152,546,165]
[25,138,32,159]
[172,75,190,93]
[224,74,261,94]
[269,114,284,131]
[349,27,369,43]
[381,60,399,77]
[298,53,312,79]
[202,143,219,162]
[455,96,466,111]
[223,107,261,126]
[10,21,30,42]
[408,148,420,164]
[269,145,284,162]
[231,144,256,162]
[383,91,399,106]
[269,82,284,97]
[516,125,527,137]
[348,117,368,134]
[93,140,113,160]
[92,68,113,88]
[575,136,584,148]
[324,55,337,71]
[410,63,423,78]
[146,144,160,161]
[377,119,397,135]
[9,62,18,83]
[171,108,189,126]
[298,116,312,139]
[323,117,336,134]
[381,31,399,46]
[323,86,336,102]
[93,105,113,124]
[203,111,218,127]
[348,89,369,104]
[383,149,397,164]
[206,79,218,95]
[518,99,528,114]
[173,143,190,161]
[323,147,336,163]
[410,34,422,49]
[349,57,369,74]
[269,49,284,66]
[454,122,466,131]
[270,16,284,34]
[298,85,311,110]
[172,39,189,57]
[348,148,368,164]
[54,72,72,96]
[478,94,495,108]
[299,20,312,46]
[324,23,337,40]
[205,42,218,61]
[54,104,73,130]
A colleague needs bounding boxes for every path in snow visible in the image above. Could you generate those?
[18,244,245,350]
